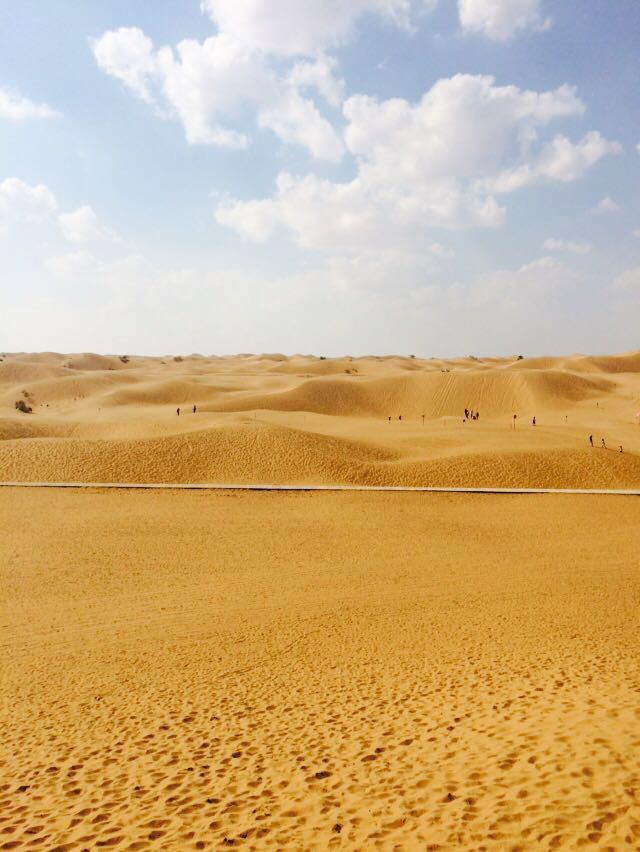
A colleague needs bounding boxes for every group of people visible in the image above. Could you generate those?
[173,406,624,456]
[589,435,623,452]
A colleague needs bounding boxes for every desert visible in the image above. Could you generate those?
[1,351,639,850]
[5,1,640,848]
[1,350,639,489]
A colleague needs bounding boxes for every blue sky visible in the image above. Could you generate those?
[1,0,639,356]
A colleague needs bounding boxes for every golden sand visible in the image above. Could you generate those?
[2,487,640,850]
[1,351,639,849]
[1,351,639,488]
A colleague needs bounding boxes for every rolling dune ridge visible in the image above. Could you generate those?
[1,351,638,487]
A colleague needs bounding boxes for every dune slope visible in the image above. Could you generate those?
[1,351,638,487]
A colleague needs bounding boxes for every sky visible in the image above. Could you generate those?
[1,0,639,357]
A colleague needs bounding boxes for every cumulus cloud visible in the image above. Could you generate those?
[90,27,157,103]
[287,56,344,109]
[458,0,550,40]
[91,26,344,157]
[543,238,591,255]
[478,132,621,194]
[0,178,118,249]
[216,75,618,263]
[0,86,59,120]
[257,88,345,161]
[199,0,415,55]
[91,1,441,159]
[58,205,120,243]
[592,195,619,215]
[0,177,58,222]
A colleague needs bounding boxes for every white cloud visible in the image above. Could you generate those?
[90,27,157,102]
[613,266,640,293]
[458,0,550,40]
[91,27,344,158]
[91,2,440,159]
[0,177,58,222]
[0,86,59,120]
[217,75,617,260]
[258,89,345,161]
[478,131,621,194]
[288,56,344,109]
[632,228,640,238]
[58,205,119,243]
[592,195,619,215]
[543,238,591,255]
[0,179,120,251]
[199,0,415,55]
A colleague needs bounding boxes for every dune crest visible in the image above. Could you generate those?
[1,351,638,488]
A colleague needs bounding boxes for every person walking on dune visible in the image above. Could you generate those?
[532,416,536,426]
[601,437,606,449]
[193,404,197,414]
[177,407,180,416]
[589,435,593,447]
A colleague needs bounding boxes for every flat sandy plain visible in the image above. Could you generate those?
[1,352,640,850]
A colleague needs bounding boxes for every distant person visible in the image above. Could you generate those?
[589,435,593,447]
[476,411,480,421]
[601,437,606,449]
[619,445,623,453]
[399,415,402,421]
[532,416,536,426]
[193,404,197,414]
[464,408,469,419]
[177,407,180,416]
[388,416,391,423]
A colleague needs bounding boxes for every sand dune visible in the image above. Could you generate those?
[219,370,616,418]
[2,354,639,850]
[1,351,638,488]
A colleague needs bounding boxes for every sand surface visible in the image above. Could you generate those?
[1,351,639,488]
[2,487,640,850]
